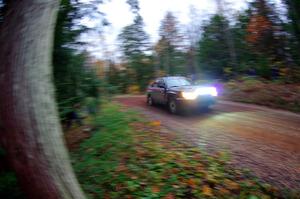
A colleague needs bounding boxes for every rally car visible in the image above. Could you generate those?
[146,76,218,114]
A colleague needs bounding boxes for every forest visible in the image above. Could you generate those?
[53,0,300,115]
[0,0,300,198]
[2,0,300,117]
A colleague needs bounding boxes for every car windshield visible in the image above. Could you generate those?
[166,78,191,88]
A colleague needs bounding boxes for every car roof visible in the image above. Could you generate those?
[162,76,186,80]
[153,76,187,83]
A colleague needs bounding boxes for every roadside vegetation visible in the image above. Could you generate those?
[71,103,299,199]
[222,77,300,112]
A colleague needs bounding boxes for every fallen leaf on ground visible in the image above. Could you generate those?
[224,179,240,191]
[149,121,161,127]
[219,187,230,195]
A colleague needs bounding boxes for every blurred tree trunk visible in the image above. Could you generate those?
[0,1,86,199]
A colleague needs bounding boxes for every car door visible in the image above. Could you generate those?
[149,80,160,103]
[157,79,167,104]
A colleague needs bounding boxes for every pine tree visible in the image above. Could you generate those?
[197,15,232,78]
[246,0,286,63]
[158,12,183,75]
[118,15,152,90]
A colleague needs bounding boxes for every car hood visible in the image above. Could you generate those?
[169,85,213,92]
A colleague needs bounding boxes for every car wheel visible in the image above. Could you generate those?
[168,98,178,114]
[147,95,154,106]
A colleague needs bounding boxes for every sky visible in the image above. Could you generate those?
[81,0,250,59]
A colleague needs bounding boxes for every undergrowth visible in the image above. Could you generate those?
[72,103,299,199]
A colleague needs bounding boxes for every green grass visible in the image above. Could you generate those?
[72,103,299,199]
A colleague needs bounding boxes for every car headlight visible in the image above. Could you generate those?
[182,91,198,100]
[198,87,218,97]
[182,87,218,100]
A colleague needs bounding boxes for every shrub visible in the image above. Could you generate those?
[127,85,140,94]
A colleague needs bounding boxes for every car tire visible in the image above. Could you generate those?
[168,98,179,114]
[147,95,154,106]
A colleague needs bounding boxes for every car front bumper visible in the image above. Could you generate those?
[176,95,216,108]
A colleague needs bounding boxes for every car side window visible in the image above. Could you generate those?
[151,82,158,87]
[157,80,165,88]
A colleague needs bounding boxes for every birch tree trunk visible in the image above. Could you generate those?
[0,1,86,198]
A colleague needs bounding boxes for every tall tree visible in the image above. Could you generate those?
[158,12,183,75]
[215,0,238,71]
[118,15,152,90]
[185,6,203,77]
[118,15,149,59]
[159,12,182,48]
[284,0,300,45]
[284,0,300,66]
[231,9,256,73]
[198,15,232,78]
[0,0,86,198]
[53,0,101,119]
[246,0,286,60]
[127,0,140,14]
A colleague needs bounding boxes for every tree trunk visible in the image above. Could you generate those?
[0,1,86,199]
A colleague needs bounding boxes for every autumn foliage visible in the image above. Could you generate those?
[246,15,272,44]
[70,103,296,198]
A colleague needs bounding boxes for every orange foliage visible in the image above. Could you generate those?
[152,186,160,193]
[149,120,161,127]
[202,185,213,196]
[246,15,272,43]
[187,178,197,188]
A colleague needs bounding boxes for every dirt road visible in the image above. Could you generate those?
[116,95,300,190]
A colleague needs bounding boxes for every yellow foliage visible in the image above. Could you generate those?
[202,185,213,197]
[224,67,233,75]
[149,120,161,127]
[158,70,166,77]
[127,85,140,94]
[279,67,289,77]
[224,179,240,191]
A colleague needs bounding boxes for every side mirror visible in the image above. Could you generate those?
[158,84,165,89]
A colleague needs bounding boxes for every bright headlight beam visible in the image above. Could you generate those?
[182,87,218,100]
[210,87,218,97]
[198,87,218,97]
[182,91,198,100]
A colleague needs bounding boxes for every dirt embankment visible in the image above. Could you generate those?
[222,80,300,113]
